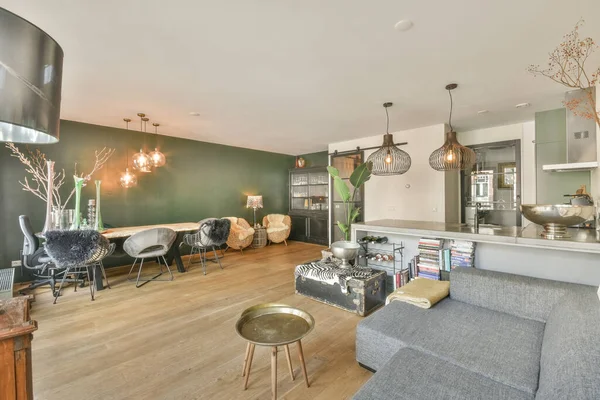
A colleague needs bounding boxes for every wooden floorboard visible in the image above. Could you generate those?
[25,241,373,400]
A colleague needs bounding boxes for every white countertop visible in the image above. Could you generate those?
[352,219,600,254]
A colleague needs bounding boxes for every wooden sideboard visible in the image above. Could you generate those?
[0,296,37,400]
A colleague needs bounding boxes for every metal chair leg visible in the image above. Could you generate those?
[127,258,139,281]
[135,258,146,288]
[213,246,223,270]
[201,248,207,275]
[132,256,173,287]
[100,262,111,289]
[53,266,72,304]
[86,265,95,301]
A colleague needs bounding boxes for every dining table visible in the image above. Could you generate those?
[94,222,200,291]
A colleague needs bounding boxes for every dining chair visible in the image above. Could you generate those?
[44,230,113,303]
[182,218,231,274]
[123,227,177,288]
[18,215,74,296]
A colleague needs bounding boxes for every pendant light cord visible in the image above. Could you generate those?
[385,106,390,134]
[448,88,454,132]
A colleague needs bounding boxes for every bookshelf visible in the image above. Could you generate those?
[357,238,405,294]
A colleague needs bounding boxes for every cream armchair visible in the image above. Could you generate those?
[263,214,291,246]
[224,217,255,254]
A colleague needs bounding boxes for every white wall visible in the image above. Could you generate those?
[329,124,453,223]
[458,121,536,225]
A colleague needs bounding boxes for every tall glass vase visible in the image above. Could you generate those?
[94,180,104,231]
[42,161,55,234]
[71,176,84,230]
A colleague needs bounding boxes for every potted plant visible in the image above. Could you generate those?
[327,161,373,241]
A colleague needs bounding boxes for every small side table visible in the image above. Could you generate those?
[252,227,267,248]
[236,304,314,399]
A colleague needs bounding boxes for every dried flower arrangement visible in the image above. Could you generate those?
[528,20,600,128]
[5,143,115,211]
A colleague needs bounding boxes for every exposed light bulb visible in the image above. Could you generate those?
[446,152,454,162]
[120,168,137,188]
[385,152,392,164]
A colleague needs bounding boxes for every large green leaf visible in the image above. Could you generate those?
[337,222,349,234]
[327,165,340,178]
[349,206,361,224]
[349,161,373,188]
[332,176,350,202]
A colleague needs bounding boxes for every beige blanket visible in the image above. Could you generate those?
[386,278,450,309]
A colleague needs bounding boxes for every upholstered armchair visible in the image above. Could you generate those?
[224,217,255,253]
[263,214,291,246]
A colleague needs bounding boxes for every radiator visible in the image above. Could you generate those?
[0,268,15,299]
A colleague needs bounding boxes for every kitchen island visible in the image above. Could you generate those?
[352,219,600,286]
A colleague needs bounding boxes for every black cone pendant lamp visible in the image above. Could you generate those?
[429,84,476,171]
[367,102,411,175]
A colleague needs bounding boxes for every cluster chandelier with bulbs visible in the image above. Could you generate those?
[120,113,166,188]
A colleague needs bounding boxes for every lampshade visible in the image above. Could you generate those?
[149,123,166,167]
[246,195,263,209]
[132,148,152,172]
[120,168,138,188]
[429,83,476,171]
[0,7,63,144]
[149,148,166,168]
[367,133,411,176]
[429,131,476,171]
[366,102,411,176]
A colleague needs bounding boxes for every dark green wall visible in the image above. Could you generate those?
[1,120,295,281]
[298,151,328,167]
[535,108,591,203]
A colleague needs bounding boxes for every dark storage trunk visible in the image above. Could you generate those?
[295,269,387,316]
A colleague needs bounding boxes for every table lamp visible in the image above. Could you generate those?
[246,195,263,228]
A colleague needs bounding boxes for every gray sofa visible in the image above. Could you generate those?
[354,268,600,400]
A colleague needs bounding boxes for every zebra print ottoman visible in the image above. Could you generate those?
[294,261,386,316]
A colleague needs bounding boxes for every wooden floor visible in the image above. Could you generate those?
[26,241,372,400]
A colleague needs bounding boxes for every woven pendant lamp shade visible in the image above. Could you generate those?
[367,133,411,175]
[367,102,411,176]
[429,131,476,171]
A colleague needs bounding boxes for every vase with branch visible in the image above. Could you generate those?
[528,19,600,129]
[327,161,373,241]
[5,143,115,215]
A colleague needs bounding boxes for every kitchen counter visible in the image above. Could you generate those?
[352,219,600,254]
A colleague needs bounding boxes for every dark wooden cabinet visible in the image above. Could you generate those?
[289,167,329,246]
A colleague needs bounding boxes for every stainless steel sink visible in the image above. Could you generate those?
[520,204,595,239]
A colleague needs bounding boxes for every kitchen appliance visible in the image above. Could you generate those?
[470,170,494,209]
[543,88,598,172]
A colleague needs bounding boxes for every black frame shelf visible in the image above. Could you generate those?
[357,240,404,294]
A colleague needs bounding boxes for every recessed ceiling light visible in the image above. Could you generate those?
[515,103,530,108]
[394,20,413,32]
[477,110,489,114]
[189,112,201,116]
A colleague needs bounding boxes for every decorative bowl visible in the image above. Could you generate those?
[331,240,360,268]
[520,204,595,239]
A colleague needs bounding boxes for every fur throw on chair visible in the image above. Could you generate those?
[201,218,231,245]
[44,230,111,268]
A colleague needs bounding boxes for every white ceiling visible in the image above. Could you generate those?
[2,0,600,155]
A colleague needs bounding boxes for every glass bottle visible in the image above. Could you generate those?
[94,180,104,231]
[71,176,84,230]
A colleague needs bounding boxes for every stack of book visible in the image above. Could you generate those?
[392,269,410,290]
[450,240,476,268]
[416,238,443,280]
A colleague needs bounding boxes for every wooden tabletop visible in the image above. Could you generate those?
[0,297,37,341]
[101,222,200,239]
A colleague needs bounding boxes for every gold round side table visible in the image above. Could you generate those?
[236,304,314,399]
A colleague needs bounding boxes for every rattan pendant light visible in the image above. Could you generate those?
[429,84,476,171]
[366,102,411,175]
[131,113,152,173]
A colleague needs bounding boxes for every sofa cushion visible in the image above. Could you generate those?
[450,267,595,323]
[353,347,533,400]
[356,298,544,394]
[536,290,600,400]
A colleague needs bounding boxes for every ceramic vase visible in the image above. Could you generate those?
[71,176,84,230]
[94,180,104,231]
[42,161,55,234]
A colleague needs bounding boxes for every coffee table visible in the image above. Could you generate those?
[236,304,314,399]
